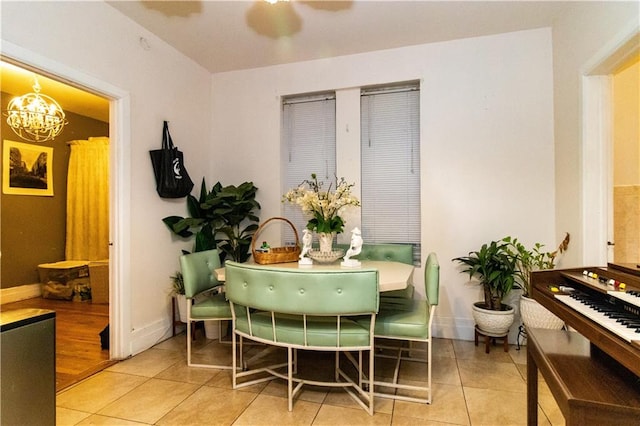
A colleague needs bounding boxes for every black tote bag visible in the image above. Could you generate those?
[149,121,194,198]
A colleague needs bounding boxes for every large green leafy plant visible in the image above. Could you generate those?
[503,233,570,297]
[453,239,518,311]
[163,179,260,262]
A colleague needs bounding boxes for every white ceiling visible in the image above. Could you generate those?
[107,0,578,73]
[0,1,600,125]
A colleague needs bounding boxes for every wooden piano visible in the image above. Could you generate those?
[527,263,640,425]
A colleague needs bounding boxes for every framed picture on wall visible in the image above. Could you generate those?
[2,139,54,196]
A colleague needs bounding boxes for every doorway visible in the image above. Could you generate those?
[0,60,114,390]
[2,40,132,364]
[612,57,640,264]
[582,28,640,266]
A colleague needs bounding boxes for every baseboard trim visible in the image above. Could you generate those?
[433,316,475,341]
[433,315,523,344]
[129,317,174,356]
[1,283,42,304]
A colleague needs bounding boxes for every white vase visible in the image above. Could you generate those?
[520,295,564,330]
[472,302,515,335]
[175,294,188,323]
[204,320,219,339]
[317,232,335,253]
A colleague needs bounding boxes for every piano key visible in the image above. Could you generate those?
[555,294,640,343]
[607,290,640,309]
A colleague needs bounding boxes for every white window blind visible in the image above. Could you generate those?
[360,84,421,260]
[281,94,336,243]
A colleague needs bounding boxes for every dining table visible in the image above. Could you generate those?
[215,260,414,293]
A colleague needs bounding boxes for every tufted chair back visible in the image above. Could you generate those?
[225,261,378,321]
[335,243,413,265]
[180,249,222,298]
[424,252,440,306]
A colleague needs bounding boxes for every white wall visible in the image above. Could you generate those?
[1,1,212,356]
[211,28,556,341]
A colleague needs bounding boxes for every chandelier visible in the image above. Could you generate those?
[5,77,67,142]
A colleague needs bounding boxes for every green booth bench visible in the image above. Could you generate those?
[224,261,379,415]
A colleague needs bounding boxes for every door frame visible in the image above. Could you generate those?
[581,23,639,265]
[2,41,132,360]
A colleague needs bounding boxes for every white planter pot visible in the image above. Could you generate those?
[520,295,564,330]
[204,320,229,340]
[204,320,219,339]
[175,294,188,323]
[472,302,515,335]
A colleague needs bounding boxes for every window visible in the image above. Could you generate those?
[281,93,336,242]
[361,83,421,262]
[280,83,420,263]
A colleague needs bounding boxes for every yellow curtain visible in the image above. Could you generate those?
[65,137,109,261]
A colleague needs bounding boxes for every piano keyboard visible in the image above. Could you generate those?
[607,290,640,309]
[555,293,640,343]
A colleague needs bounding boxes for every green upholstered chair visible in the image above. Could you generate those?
[362,252,439,404]
[336,242,415,299]
[180,249,232,369]
[224,261,379,415]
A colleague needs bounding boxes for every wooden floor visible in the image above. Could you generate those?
[1,297,115,392]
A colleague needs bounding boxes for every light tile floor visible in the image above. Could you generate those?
[56,333,564,425]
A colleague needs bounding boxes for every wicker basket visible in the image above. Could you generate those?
[251,217,301,264]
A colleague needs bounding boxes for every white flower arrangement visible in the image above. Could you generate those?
[282,173,360,234]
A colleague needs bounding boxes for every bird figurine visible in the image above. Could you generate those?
[342,228,363,267]
[299,229,313,265]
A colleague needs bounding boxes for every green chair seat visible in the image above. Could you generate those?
[371,299,429,340]
[190,292,231,319]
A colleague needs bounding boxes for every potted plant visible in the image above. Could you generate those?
[170,271,188,323]
[163,179,261,262]
[452,239,518,335]
[504,233,570,330]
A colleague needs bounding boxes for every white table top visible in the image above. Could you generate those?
[216,260,414,292]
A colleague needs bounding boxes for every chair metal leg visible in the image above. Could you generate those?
[428,337,433,403]
[293,348,298,375]
[358,350,363,388]
[287,346,293,412]
[368,347,375,415]
[369,338,432,404]
[239,334,244,371]
[187,319,193,366]
[187,316,234,369]
[217,320,224,344]
[232,328,238,388]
